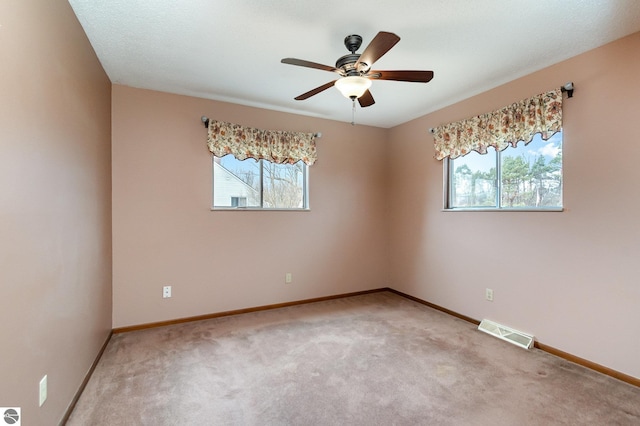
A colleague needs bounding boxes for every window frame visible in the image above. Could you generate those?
[212,155,310,211]
[443,134,563,212]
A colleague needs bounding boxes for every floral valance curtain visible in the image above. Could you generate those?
[433,88,563,160]
[207,119,318,166]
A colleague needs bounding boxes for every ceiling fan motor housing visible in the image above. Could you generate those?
[336,54,361,75]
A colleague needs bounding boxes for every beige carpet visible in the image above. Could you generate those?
[67,291,640,425]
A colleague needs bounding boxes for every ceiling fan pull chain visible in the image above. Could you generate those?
[351,98,356,126]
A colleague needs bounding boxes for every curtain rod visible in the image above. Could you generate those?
[428,82,574,134]
[200,116,322,138]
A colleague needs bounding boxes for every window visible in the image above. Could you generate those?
[445,132,562,210]
[213,155,308,210]
[231,197,247,208]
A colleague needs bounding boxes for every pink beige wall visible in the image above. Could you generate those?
[389,32,640,378]
[111,86,390,328]
[0,0,112,424]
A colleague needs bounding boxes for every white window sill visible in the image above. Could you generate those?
[442,208,563,212]
[212,208,311,212]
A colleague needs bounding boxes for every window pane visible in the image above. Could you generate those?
[213,156,307,209]
[214,155,261,208]
[500,133,562,208]
[262,161,305,208]
[446,132,562,210]
[450,147,497,208]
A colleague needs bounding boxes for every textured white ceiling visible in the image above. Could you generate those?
[68,0,640,128]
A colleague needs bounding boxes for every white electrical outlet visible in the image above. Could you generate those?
[39,375,47,407]
[486,288,494,301]
[163,286,172,298]
[285,273,292,284]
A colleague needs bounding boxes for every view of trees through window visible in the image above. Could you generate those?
[213,155,307,209]
[448,132,562,209]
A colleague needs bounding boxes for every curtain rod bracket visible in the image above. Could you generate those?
[561,82,574,98]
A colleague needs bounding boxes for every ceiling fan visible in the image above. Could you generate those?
[281,31,434,108]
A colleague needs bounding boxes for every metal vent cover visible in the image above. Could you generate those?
[478,319,534,349]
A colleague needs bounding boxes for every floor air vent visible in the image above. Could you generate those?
[478,319,534,349]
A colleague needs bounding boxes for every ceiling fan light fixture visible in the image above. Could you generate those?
[334,76,372,99]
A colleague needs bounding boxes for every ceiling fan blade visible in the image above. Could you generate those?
[294,80,337,100]
[368,70,434,83]
[355,31,400,70]
[281,58,341,74]
[358,90,375,108]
